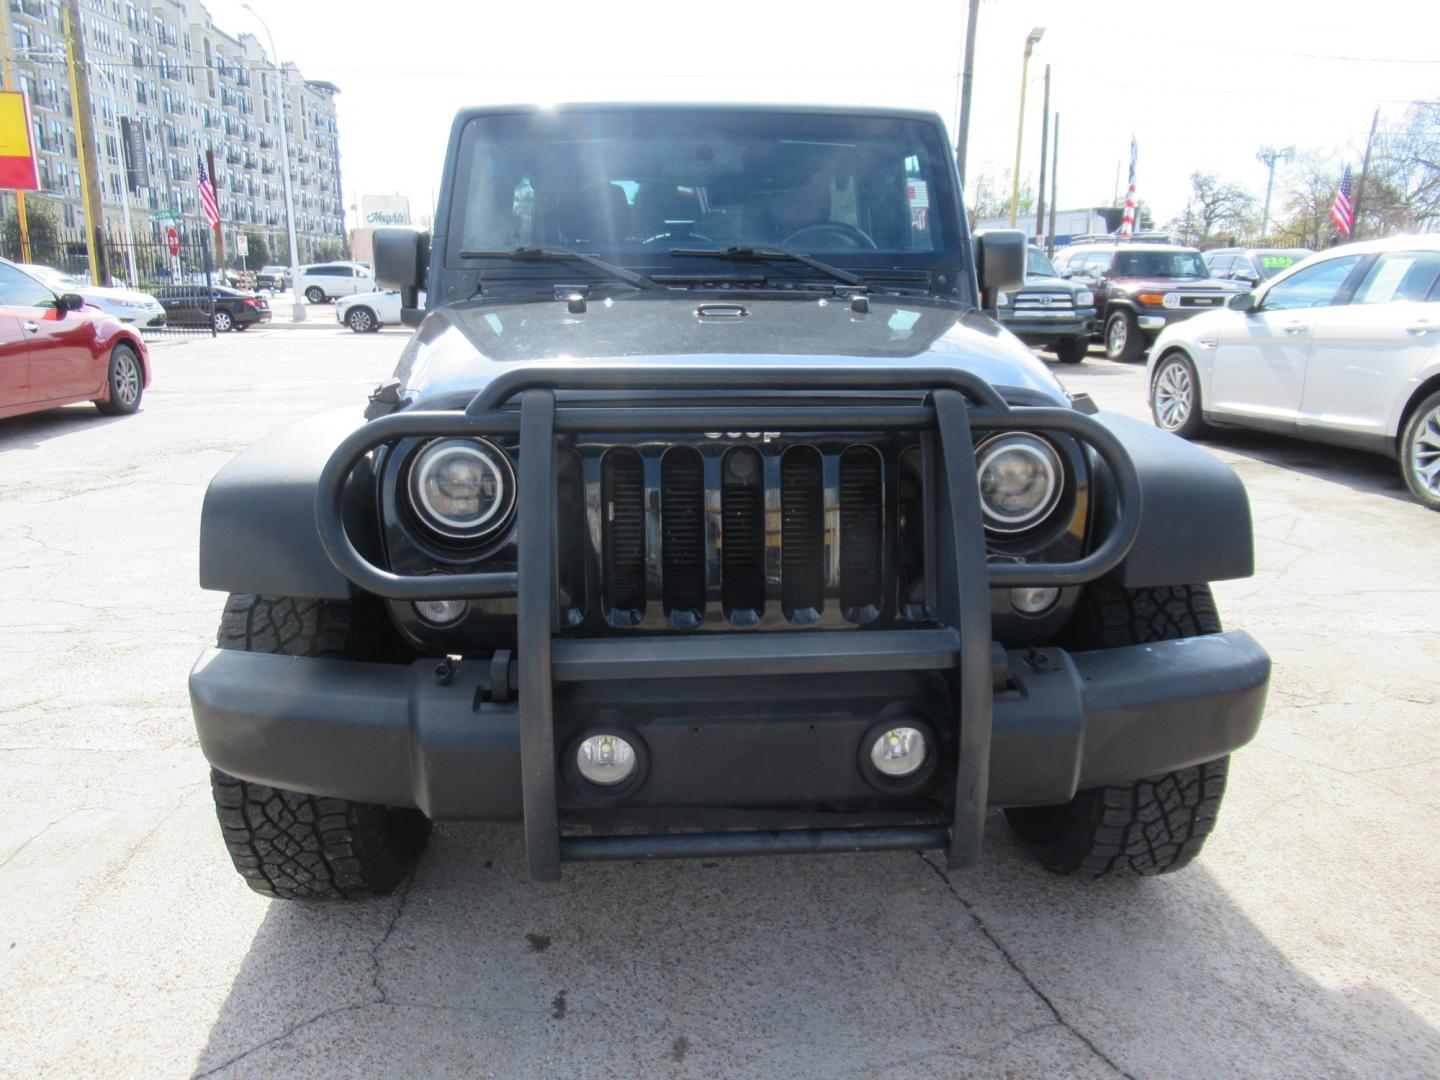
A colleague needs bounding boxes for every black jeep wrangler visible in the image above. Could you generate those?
[189,105,1269,899]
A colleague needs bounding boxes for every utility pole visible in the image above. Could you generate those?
[1008,27,1045,226]
[207,147,226,269]
[1256,144,1294,241]
[62,0,106,283]
[1048,113,1060,257]
[1352,107,1381,240]
[0,2,31,261]
[954,0,981,187]
[1034,64,1051,248]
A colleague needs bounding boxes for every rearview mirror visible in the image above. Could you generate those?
[374,227,430,324]
[1227,291,1257,313]
[973,229,1026,307]
[57,292,85,313]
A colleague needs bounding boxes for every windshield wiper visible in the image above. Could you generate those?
[669,246,865,288]
[457,246,659,291]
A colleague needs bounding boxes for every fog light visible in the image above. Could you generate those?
[413,598,467,625]
[576,734,637,786]
[1010,586,1059,614]
[870,726,927,778]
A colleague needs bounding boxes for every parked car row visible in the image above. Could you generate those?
[152,286,271,332]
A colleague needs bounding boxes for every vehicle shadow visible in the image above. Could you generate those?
[0,404,132,451]
[1195,427,1413,505]
[190,816,1439,1078]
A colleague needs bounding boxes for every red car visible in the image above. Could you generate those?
[0,259,150,421]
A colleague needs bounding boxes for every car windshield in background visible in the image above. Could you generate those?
[448,110,957,271]
[1255,251,1304,279]
[1026,248,1059,277]
[1113,250,1209,278]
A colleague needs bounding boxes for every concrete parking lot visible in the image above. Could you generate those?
[1,328,1437,1079]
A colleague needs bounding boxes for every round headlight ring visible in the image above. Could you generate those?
[407,437,516,542]
[975,433,1064,535]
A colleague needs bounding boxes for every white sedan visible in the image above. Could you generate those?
[19,264,167,328]
[1146,235,1440,510]
[336,289,418,332]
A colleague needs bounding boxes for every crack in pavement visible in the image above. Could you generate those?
[917,852,1135,1080]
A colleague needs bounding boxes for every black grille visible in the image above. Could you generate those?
[602,449,645,615]
[780,447,824,614]
[721,448,765,613]
[661,449,705,617]
[840,447,882,613]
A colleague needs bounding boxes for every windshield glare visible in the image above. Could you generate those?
[450,111,957,269]
[1113,250,1209,278]
[1026,248,1058,277]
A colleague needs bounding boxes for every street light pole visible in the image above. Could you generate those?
[243,4,305,322]
[1256,145,1294,241]
[1008,27,1045,228]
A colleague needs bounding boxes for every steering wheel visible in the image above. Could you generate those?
[781,222,878,251]
[641,230,713,247]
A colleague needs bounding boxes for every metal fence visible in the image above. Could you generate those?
[0,225,220,337]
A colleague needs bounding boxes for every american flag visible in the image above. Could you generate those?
[1119,136,1138,238]
[1330,165,1353,238]
[197,153,220,229]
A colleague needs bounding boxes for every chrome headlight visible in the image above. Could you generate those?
[1162,292,1183,309]
[407,437,515,541]
[976,433,1064,533]
[1073,289,1094,307]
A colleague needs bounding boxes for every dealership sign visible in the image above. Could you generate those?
[361,194,411,227]
[0,91,39,191]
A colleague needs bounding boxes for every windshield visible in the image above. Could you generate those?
[1255,250,1308,279]
[448,110,958,275]
[1113,250,1209,279]
[20,264,76,289]
[1026,248,1058,278]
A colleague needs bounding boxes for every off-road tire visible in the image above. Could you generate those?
[209,594,430,900]
[94,343,142,415]
[1006,582,1230,878]
[1399,389,1440,512]
[1052,337,1089,364]
[1104,308,1145,363]
[305,285,326,304]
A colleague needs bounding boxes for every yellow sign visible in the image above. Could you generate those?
[0,90,39,190]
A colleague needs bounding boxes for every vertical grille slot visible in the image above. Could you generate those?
[556,450,586,625]
[896,446,927,620]
[721,448,765,616]
[839,446,883,618]
[602,449,645,618]
[780,447,824,617]
[660,449,705,620]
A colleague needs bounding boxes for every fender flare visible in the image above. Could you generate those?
[199,409,379,599]
[1089,411,1254,587]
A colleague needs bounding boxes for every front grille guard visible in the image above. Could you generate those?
[314,367,1142,880]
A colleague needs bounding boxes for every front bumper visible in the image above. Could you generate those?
[999,310,1098,342]
[190,630,1268,817]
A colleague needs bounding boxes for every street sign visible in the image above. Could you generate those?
[235,232,248,257]
[153,209,180,221]
[166,226,179,257]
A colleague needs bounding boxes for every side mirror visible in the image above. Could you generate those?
[1059,269,1075,279]
[57,292,85,313]
[374,227,429,321]
[973,229,1026,307]
[1227,292,1257,313]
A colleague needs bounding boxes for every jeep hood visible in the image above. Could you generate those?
[392,295,1067,408]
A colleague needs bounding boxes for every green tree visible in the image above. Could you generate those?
[2,197,64,265]
[240,228,270,269]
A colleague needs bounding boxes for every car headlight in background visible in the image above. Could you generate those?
[1074,289,1094,307]
[1162,292,1183,309]
[407,437,515,541]
[976,433,1064,533]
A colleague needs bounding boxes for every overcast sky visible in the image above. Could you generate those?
[206,0,1439,230]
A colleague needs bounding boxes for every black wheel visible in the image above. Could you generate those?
[305,286,326,304]
[1150,351,1211,439]
[212,309,233,332]
[234,322,249,331]
[1052,337,1089,364]
[1399,389,1440,512]
[1005,582,1231,879]
[1104,309,1145,363]
[346,306,376,333]
[209,594,430,900]
[94,343,142,415]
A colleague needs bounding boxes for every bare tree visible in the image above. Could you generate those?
[1272,151,1342,249]
[1184,171,1258,247]
[1363,100,1440,235]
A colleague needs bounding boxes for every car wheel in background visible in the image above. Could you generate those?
[94,343,143,416]
[1400,389,1440,512]
[213,309,233,332]
[1104,310,1144,363]
[305,286,326,304]
[1150,352,1210,439]
[1052,337,1088,364]
[346,306,376,333]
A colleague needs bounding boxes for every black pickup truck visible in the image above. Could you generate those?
[189,104,1268,899]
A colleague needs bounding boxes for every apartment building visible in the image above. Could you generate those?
[5,0,344,261]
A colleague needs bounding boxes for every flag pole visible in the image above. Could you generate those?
[1351,108,1381,241]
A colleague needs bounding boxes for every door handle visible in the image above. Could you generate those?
[1405,321,1435,334]
[1283,321,1307,334]
[23,321,39,334]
